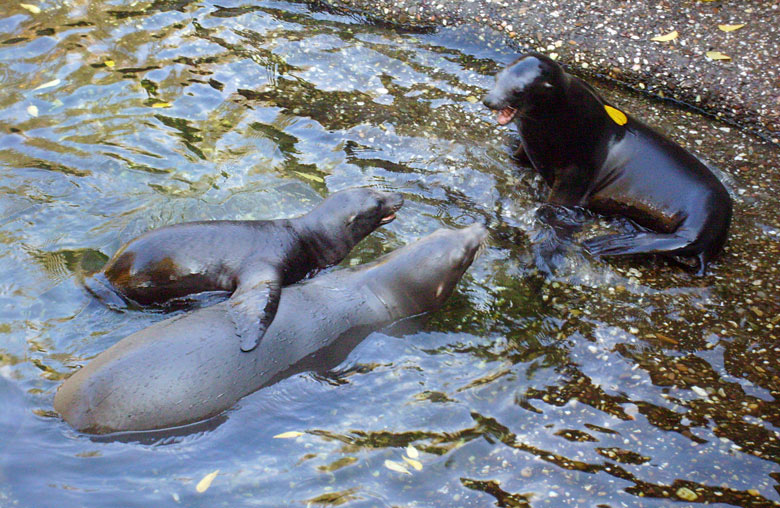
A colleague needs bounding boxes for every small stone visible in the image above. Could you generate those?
[676,487,698,501]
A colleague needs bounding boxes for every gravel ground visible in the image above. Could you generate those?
[317,0,779,145]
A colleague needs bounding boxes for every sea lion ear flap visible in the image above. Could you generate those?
[227,264,282,353]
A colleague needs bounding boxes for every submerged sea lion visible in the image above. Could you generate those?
[483,53,732,274]
[55,224,488,434]
[84,187,403,352]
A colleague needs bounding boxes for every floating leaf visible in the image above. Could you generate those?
[273,431,304,439]
[718,24,745,32]
[651,30,678,42]
[20,3,41,14]
[104,60,115,68]
[405,444,419,459]
[465,95,479,103]
[151,102,172,108]
[34,79,61,91]
[27,105,38,117]
[604,105,628,126]
[402,456,423,471]
[293,171,324,183]
[384,459,411,475]
[706,51,731,61]
[195,470,219,493]
[654,332,678,345]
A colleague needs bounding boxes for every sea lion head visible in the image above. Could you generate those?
[302,187,404,266]
[366,223,489,317]
[482,52,564,125]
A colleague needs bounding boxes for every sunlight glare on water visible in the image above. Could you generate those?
[1,0,779,507]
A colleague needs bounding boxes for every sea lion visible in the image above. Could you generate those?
[84,187,404,352]
[483,53,732,274]
[55,224,488,434]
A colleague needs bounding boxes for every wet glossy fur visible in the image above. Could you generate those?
[483,53,732,274]
[55,225,487,434]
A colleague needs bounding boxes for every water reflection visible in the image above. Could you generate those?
[0,0,779,506]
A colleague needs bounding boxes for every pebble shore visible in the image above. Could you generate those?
[319,0,779,144]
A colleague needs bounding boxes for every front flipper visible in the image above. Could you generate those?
[547,164,594,207]
[532,204,590,274]
[227,264,282,353]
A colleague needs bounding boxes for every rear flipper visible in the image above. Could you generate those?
[583,231,709,274]
[227,264,282,353]
[82,273,130,310]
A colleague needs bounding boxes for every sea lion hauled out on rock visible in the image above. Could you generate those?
[55,224,488,434]
[483,53,732,274]
[84,188,404,352]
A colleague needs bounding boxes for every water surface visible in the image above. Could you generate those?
[1,1,779,507]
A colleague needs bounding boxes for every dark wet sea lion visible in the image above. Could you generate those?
[483,53,732,274]
[84,188,403,352]
[55,224,488,434]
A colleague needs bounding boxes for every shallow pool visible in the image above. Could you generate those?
[1,1,779,506]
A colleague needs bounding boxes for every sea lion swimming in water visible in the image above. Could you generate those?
[483,53,732,274]
[55,224,488,434]
[84,187,404,352]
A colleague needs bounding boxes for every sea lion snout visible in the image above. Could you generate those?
[376,189,404,225]
[483,53,561,126]
[459,223,489,259]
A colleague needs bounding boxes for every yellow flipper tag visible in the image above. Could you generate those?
[604,105,628,126]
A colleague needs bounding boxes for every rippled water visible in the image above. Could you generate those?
[1,1,779,507]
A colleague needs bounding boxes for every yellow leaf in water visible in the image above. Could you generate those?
[650,30,678,42]
[27,105,38,117]
[34,79,61,91]
[405,444,419,459]
[104,60,115,68]
[151,102,172,108]
[20,3,41,14]
[706,51,731,61]
[718,24,745,32]
[195,470,219,493]
[402,456,423,471]
[383,460,412,475]
[293,171,324,183]
[465,96,479,103]
[273,431,304,439]
[604,105,628,126]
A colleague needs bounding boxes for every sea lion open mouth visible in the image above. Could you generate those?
[497,107,517,126]
[379,197,404,225]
